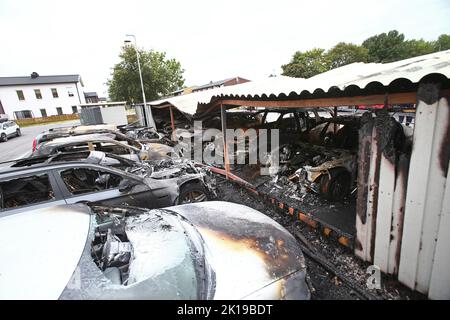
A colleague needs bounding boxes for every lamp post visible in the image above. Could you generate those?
[124,34,156,129]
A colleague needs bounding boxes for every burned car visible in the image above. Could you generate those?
[266,116,361,201]
[0,151,215,216]
[32,124,119,151]
[32,133,177,161]
[0,202,309,300]
[117,124,173,145]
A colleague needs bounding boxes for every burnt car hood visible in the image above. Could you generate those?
[0,202,308,300]
[169,201,309,299]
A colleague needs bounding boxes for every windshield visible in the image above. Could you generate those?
[59,206,215,300]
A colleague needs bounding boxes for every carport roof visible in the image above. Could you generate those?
[147,49,450,116]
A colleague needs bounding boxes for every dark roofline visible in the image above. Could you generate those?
[193,77,249,91]
[0,74,82,87]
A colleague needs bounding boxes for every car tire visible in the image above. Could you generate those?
[1,133,7,142]
[16,129,21,137]
[177,182,209,204]
[319,168,351,201]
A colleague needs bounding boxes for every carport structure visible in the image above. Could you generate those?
[145,50,450,299]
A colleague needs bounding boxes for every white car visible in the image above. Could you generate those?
[0,121,21,142]
[0,201,310,300]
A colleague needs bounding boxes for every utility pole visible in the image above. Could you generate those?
[124,34,156,128]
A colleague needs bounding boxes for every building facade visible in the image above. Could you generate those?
[0,73,86,119]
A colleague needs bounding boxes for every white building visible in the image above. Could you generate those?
[0,72,86,120]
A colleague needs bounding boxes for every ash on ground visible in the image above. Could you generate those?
[214,176,425,300]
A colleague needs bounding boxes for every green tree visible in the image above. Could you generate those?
[108,46,185,104]
[433,34,450,51]
[326,42,369,69]
[281,48,330,78]
[401,39,435,59]
[362,30,406,63]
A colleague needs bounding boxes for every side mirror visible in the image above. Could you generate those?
[118,179,136,193]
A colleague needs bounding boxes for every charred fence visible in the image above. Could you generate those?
[355,83,450,299]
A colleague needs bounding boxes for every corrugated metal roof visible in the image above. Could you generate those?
[0,74,81,86]
[147,50,450,116]
[213,49,450,99]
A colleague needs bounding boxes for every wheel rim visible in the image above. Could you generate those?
[180,190,207,203]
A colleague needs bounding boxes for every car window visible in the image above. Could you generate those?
[279,113,298,133]
[60,168,123,195]
[0,174,55,210]
[264,112,280,124]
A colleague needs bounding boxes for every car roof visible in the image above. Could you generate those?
[42,133,118,145]
[0,151,134,178]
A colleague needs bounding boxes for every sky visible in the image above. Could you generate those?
[0,0,449,97]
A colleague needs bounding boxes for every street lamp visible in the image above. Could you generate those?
[124,34,156,129]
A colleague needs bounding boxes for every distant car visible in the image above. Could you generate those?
[0,121,21,142]
[0,202,310,300]
[33,124,169,152]
[0,151,215,216]
[32,124,118,151]
[32,133,177,161]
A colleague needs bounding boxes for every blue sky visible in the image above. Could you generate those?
[0,0,449,97]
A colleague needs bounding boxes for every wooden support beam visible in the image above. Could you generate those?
[220,104,231,179]
[219,92,418,108]
[169,106,176,141]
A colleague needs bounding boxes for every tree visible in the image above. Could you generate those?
[326,42,369,69]
[401,39,434,59]
[108,46,185,104]
[433,34,450,51]
[281,48,330,78]
[362,30,406,63]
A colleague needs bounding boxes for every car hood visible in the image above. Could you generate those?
[169,201,309,299]
[0,202,308,300]
[0,204,91,299]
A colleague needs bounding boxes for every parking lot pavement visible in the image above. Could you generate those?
[0,120,80,166]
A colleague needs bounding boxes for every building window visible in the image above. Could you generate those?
[71,106,78,114]
[14,110,33,119]
[16,90,25,101]
[56,107,63,115]
[34,89,42,99]
[40,109,47,118]
[51,88,59,98]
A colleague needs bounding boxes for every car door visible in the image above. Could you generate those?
[0,171,66,216]
[6,122,15,136]
[52,166,158,208]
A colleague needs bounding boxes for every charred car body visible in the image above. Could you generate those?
[32,132,177,161]
[0,202,310,299]
[0,151,215,215]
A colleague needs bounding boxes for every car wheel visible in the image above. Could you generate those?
[16,129,21,137]
[319,168,351,201]
[178,183,209,204]
[1,133,7,142]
